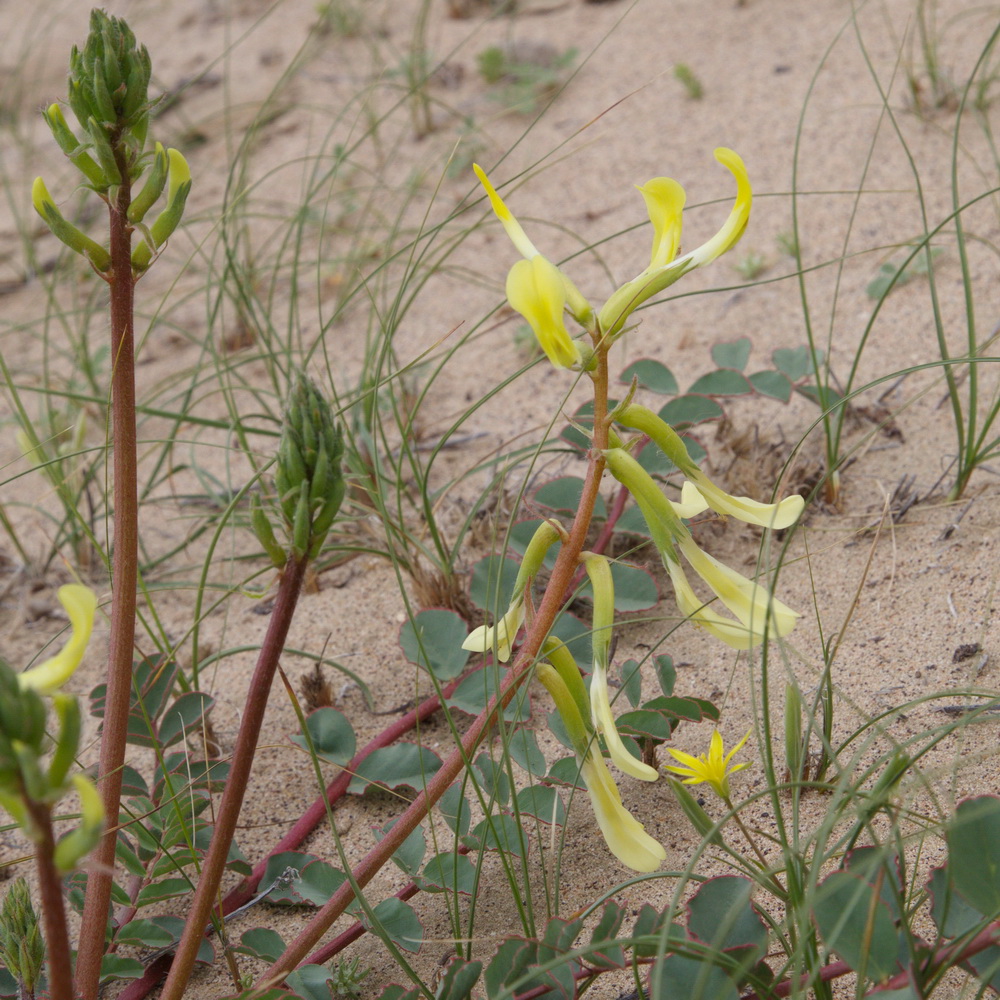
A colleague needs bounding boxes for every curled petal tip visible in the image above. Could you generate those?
[19,585,98,695]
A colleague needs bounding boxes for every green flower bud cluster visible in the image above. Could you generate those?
[0,661,102,873]
[33,9,192,276]
[67,9,152,178]
[0,878,44,1000]
[256,375,345,565]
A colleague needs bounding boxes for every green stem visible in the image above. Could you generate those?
[24,800,73,1000]
[158,554,310,1000]
[76,161,137,1000]
[257,351,612,990]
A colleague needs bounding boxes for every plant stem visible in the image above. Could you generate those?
[76,165,137,1000]
[23,801,73,1000]
[257,350,611,989]
[159,554,310,1000]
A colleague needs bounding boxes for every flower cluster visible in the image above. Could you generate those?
[466,152,801,871]
[474,148,751,367]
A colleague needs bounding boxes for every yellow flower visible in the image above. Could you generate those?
[598,148,752,338]
[664,729,750,800]
[616,401,804,530]
[461,599,524,663]
[506,256,582,369]
[580,751,666,872]
[474,163,593,367]
[675,534,799,648]
[19,585,98,695]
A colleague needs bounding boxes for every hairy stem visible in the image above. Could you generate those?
[24,801,73,1000]
[76,163,136,1000]
[257,351,611,989]
[159,554,310,1000]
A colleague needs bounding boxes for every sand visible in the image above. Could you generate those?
[1,0,999,996]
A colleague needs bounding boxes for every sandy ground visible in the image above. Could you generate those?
[2,0,1000,996]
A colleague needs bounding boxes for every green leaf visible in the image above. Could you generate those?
[946,796,1000,920]
[814,871,902,982]
[375,820,426,876]
[112,918,174,950]
[658,395,724,428]
[485,939,536,999]
[158,692,214,748]
[475,751,510,805]
[632,904,671,958]
[616,503,653,538]
[534,476,607,520]
[286,965,344,1000]
[469,813,528,857]
[399,610,471,681]
[99,956,145,981]
[435,958,482,1000]
[90,655,180,748]
[636,440,677,477]
[589,901,626,968]
[928,866,1000,992]
[418,851,478,895]
[687,370,752,396]
[687,877,767,961]
[293,859,348,906]
[447,667,528,722]
[620,358,679,395]
[748,370,792,402]
[348,743,443,795]
[655,654,676,696]
[515,785,565,826]
[620,659,642,707]
[547,613,591,663]
[470,555,520,612]
[365,898,423,952]
[711,338,751,371]
[439,785,471,836]
[772,345,817,381]
[135,877,192,906]
[507,728,546,776]
[617,695,718,740]
[260,852,324,903]
[238,927,286,964]
[610,562,658,612]
[290,707,356,765]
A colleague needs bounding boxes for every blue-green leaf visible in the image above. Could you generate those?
[238,927,286,964]
[418,851,477,895]
[748,370,792,402]
[470,555,521,612]
[658,395,724,428]
[687,370,752,396]
[620,358,679,395]
[290,707,356,765]
[534,477,606,519]
[515,785,565,826]
[711,339,751,371]
[946,796,1000,920]
[772,345,817,381]
[447,668,528,722]
[399,610,471,681]
[365,898,423,952]
[348,743,443,795]
[158,692,214,748]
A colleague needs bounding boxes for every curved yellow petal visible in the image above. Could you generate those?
[665,557,760,650]
[678,536,799,641]
[506,257,582,369]
[461,601,524,662]
[687,148,751,268]
[689,473,805,529]
[473,163,540,260]
[598,148,752,339]
[581,754,666,872]
[589,663,658,781]
[637,177,685,270]
[19,585,98,695]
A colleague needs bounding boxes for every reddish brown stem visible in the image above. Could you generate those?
[24,801,73,1000]
[159,555,310,1000]
[256,352,612,990]
[76,169,137,1000]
